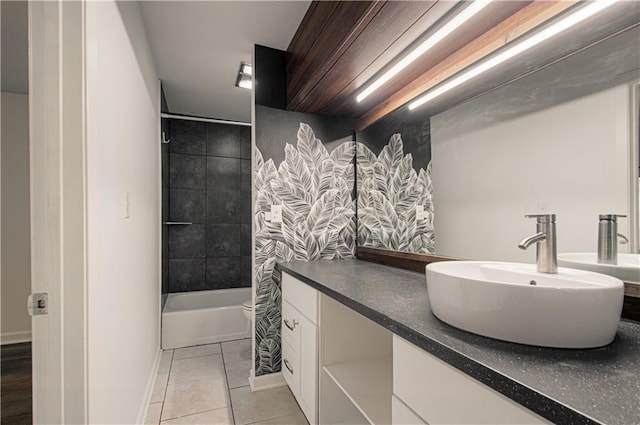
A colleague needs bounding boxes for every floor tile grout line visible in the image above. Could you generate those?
[220,347,237,425]
[159,406,231,424]
[158,349,174,424]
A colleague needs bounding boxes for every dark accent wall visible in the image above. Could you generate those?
[254,44,357,377]
[356,104,431,170]
[255,45,287,110]
[166,118,251,293]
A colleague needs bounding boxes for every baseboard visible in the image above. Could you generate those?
[136,346,162,425]
[249,370,286,391]
[1,330,32,345]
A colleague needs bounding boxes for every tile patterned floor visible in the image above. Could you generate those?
[146,339,308,425]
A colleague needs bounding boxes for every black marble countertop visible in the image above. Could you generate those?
[277,259,640,425]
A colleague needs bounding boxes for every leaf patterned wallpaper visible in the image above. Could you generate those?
[357,136,435,253]
[253,106,435,376]
[254,106,356,375]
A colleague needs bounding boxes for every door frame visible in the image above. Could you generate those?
[29,1,88,423]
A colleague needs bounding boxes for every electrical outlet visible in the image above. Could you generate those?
[271,205,283,223]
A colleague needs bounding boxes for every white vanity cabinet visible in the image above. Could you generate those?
[280,267,551,425]
[281,272,318,425]
[392,336,549,424]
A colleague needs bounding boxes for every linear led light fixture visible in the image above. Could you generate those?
[408,0,616,111]
[235,62,253,90]
[356,0,492,103]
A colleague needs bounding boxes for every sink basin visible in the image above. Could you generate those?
[425,261,624,348]
[558,253,640,283]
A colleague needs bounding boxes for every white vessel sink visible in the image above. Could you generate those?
[425,261,624,349]
[558,253,640,283]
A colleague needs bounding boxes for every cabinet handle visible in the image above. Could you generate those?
[283,359,294,375]
[283,318,298,331]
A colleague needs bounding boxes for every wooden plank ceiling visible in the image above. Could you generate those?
[285,0,577,130]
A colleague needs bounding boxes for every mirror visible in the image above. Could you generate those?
[355,5,640,272]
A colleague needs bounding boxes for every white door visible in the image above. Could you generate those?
[29,2,88,423]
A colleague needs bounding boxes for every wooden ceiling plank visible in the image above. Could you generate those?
[286,1,378,107]
[320,1,530,117]
[287,0,386,110]
[355,0,578,131]
[293,1,443,115]
[286,1,341,92]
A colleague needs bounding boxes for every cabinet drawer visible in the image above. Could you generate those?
[282,338,299,396]
[392,395,427,425]
[282,272,318,323]
[282,300,301,347]
[393,336,548,424]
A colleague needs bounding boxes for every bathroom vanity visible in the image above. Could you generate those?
[278,259,640,425]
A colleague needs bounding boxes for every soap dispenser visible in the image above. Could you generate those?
[597,214,628,265]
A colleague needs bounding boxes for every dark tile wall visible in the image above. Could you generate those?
[161,117,169,298]
[165,118,251,293]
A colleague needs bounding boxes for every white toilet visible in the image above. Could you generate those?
[242,300,253,322]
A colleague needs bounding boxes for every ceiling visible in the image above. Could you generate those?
[1,0,29,94]
[139,1,310,123]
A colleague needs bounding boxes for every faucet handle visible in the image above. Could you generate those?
[525,214,556,223]
[599,214,626,221]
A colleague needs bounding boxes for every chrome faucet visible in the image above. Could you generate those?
[597,214,628,265]
[518,214,557,273]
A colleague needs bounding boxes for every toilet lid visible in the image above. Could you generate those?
[242,300,252,309]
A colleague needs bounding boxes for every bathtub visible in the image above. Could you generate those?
[162,288,251,349]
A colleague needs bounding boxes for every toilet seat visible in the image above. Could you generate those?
[242,300,252,310]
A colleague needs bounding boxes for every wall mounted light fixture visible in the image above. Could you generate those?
[408,0,616,111]
[356,0,492,103]
[235,62,253,90]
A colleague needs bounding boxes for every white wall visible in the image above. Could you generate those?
[1,91,31,343]
[432,84,632,263]
[85,2,161,423]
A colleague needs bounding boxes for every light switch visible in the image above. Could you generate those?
[416,205,427,221]
[271,205,283,223]
[124,191,131,219]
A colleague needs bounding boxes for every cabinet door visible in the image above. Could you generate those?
[281,338,299,396]
[392,395,427,425]
[393,336,548,424]
[281,300,300,347]
[298,314,318,425]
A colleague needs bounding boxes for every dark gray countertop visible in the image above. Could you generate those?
[277,259,640,425]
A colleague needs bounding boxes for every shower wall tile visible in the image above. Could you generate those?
[170,154,206,189]
[169,258,206,292]
[240,256,252,287]
[240,129,251,160]
[207,191,240,224]
[162,225,169,295]
[206,257,241,289]
[169,120,206,155]
[240,224,251,256]
[207,224,240,257]
[169,224,206,258]
[239,192,252,225]
[207,157,240,191]
[206,123,242,158]
[170,189,206,223]
[162,142,170,187]
[165,119,252,293]
[241,160,251,192]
